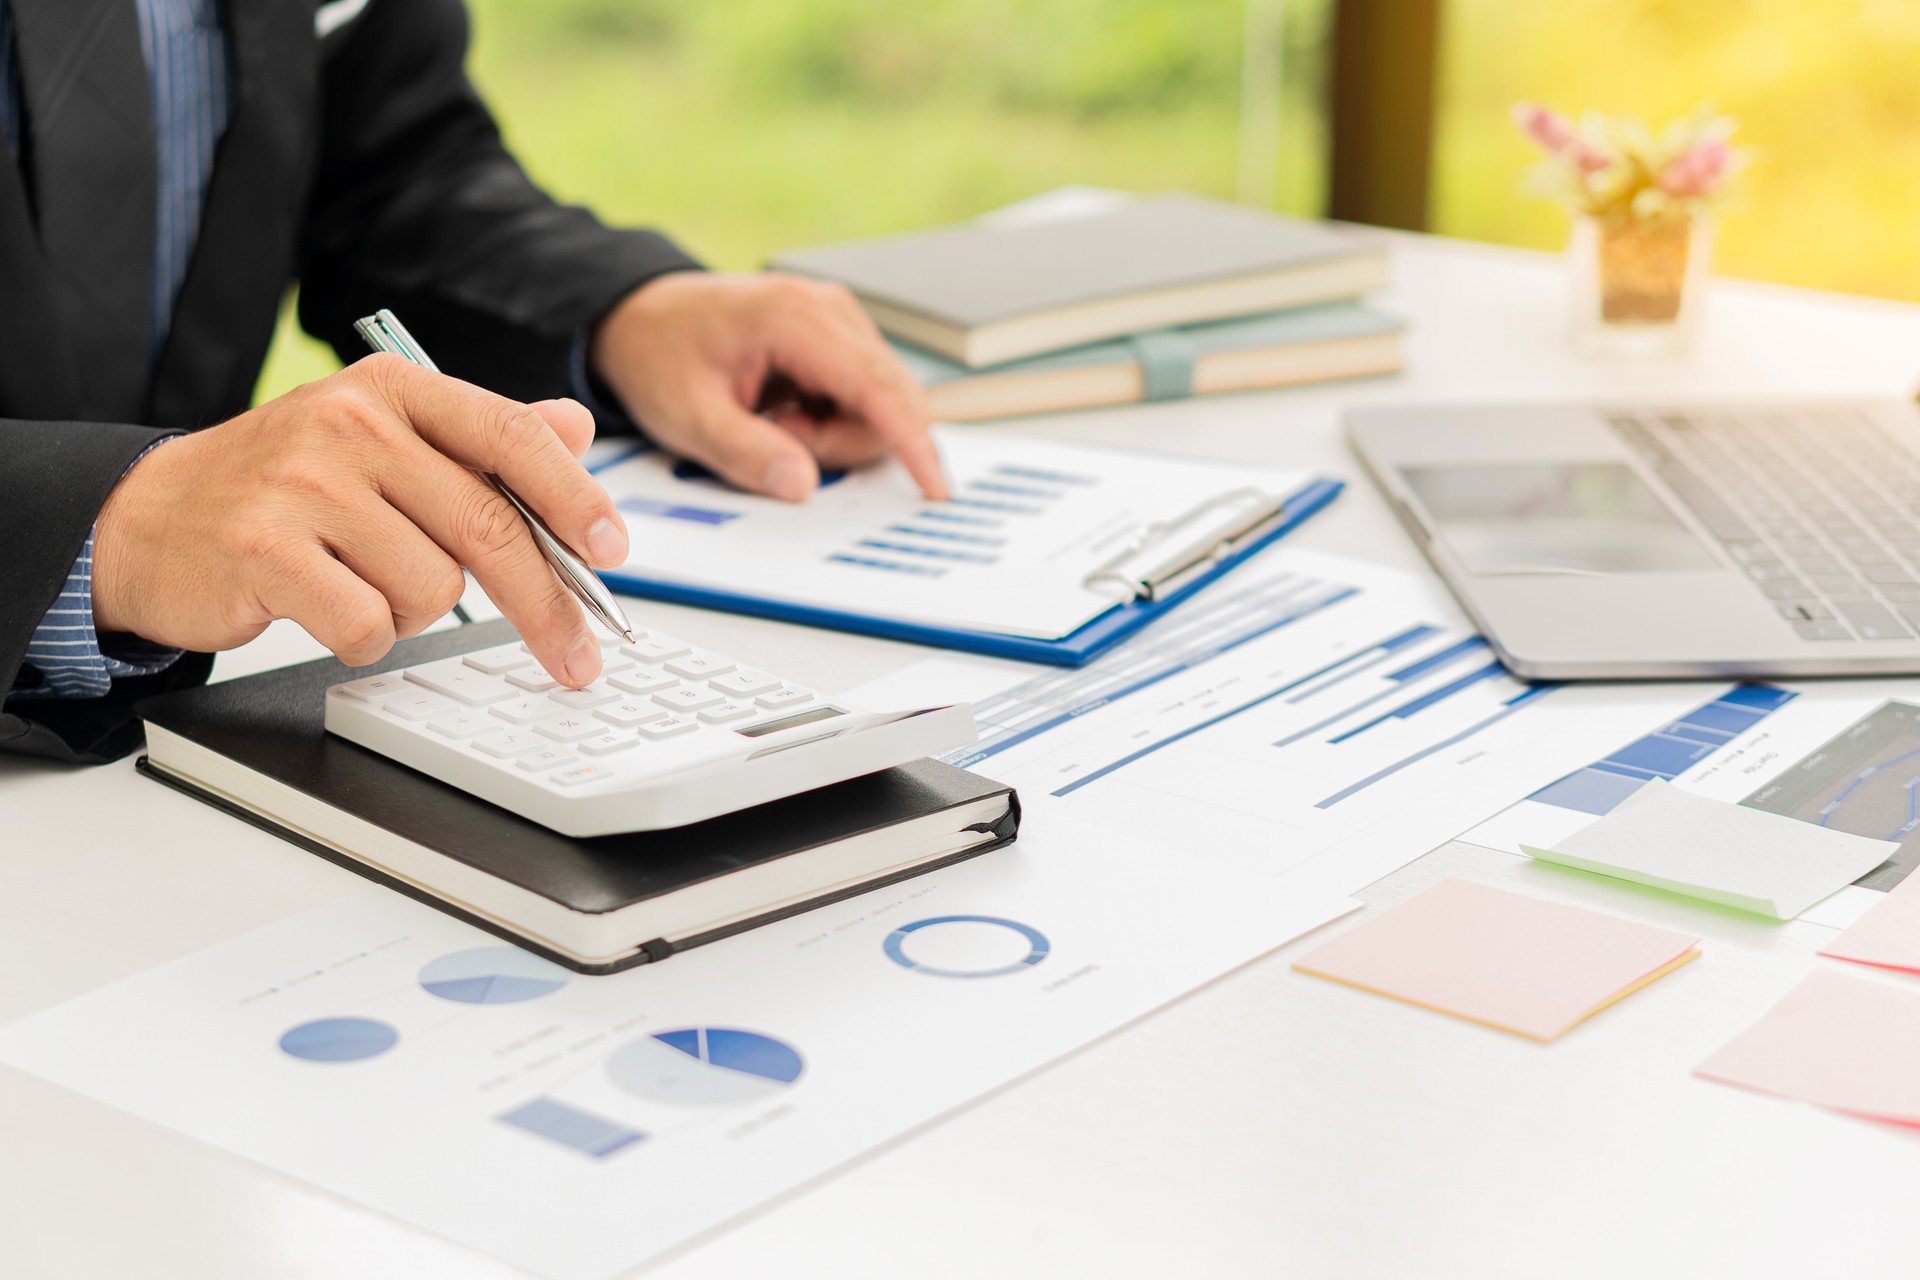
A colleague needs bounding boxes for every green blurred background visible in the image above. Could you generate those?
[257,0,1920,400]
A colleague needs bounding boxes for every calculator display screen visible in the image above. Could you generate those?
[736,706,847,738]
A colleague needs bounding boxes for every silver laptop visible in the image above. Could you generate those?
[1347,400,1920,679]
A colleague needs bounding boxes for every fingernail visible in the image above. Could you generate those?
[586,517,628,567]
[765,456,815,502]
[563,636,601,687]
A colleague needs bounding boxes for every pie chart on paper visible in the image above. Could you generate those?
[278,1017,398,1063]
[418,946,571,1005]
[606,1028,804,1106]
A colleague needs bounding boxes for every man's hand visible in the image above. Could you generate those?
[588,272,948,502]
[91,355,626,686]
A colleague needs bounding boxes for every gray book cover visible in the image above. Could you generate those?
[771,193,1382,327]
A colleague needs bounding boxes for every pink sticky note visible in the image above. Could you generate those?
[1820,874,1920,973]
[1292,878,1700,1042]
[1695,968,1920,1126]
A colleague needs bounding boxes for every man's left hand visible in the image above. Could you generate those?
[588,272,948,502]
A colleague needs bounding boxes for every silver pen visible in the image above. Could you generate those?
[354,308,637,644]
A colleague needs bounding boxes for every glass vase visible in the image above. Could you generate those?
[1569,214,1712,357]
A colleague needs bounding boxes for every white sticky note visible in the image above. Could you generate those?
[1521,779,1895,919]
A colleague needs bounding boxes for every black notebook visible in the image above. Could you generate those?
[136,623,1020,974]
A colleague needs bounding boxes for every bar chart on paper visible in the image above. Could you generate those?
[930,550,1712,898]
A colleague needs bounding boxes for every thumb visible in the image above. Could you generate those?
[529,397,596,460]
[684,399,821,502]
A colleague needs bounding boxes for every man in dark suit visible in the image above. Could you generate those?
[1,0,944,764]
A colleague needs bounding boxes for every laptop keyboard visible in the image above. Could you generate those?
[1611,410,1920,643]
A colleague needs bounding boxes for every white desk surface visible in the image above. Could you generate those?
[6,233,1920,1280]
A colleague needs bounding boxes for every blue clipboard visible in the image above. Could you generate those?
[600,477,1343,667]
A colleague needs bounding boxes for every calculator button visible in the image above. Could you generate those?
[655,684,724,711]
[404,660,517,706]
[578,730,640,756]
[710,668,780,697]
[473,728,545,758]
[593,633,625,648]
[609,666,677,695]
[549,682,623,709]
[755,685,813,710]
[552,763,620,787]
[597,652,637,675]
[595,699,669,728]
[507,668,563,693]
[428,710,492,739]
[489,696,552,724]
[698,700,756,724]
[336,674,408,701]
[638,714,698,739]
[624,635,692,662]
[517,749,580,772]
[462,644,534,675]
[665,651,736,679]
[385,691,460,720]
[533,714,605,743]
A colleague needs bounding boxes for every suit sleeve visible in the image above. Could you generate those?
[0,420,215,764]
[296,0,703,403]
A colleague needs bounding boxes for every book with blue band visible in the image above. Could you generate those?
[588,427,1341,666]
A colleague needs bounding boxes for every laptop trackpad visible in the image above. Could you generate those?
[1402,462,1719,576]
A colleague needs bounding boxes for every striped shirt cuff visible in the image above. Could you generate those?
[11,445,184,702]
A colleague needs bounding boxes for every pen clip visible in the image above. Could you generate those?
[1082,487,1291,603]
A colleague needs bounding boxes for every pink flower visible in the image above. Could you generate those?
[1513,102,1612,174]
[1513,102,1578,154]
[1659,140,1730,198]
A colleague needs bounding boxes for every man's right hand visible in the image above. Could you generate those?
[91,355,629,687]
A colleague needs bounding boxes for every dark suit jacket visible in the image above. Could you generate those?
[0,0,699,763]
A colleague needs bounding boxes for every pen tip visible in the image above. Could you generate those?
[622,629,637,644]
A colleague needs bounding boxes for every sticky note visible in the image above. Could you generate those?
[1820,872,1920,973]
[1291,878,1700,1042]
[1695,968,1920,1126]
[1522,780,1894,920]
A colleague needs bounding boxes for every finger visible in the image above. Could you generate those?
[362,357,628,569]
[762,405,888,472]
[322,497,467,640]
[254,542,396,667]
[764,316,948,499]
[677,381,824,502]
[373,436,602,687]
[532,397,596,460]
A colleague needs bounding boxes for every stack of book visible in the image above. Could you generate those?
[770,190,1401,421]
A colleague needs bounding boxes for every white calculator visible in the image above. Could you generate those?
[323,629,977,837]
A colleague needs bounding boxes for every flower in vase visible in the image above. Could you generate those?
[1513,103,1745,221]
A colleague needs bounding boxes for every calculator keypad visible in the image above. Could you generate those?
[342,638,825,791]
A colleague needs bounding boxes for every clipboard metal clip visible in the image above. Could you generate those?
[1082,486,1292,603]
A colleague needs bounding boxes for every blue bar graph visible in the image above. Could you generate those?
[1384,636,1490,683]
[826,553,946,577]
[855,539,998,565]
[1284,625,1439,704]
[497,1098,645,1159]
[616,496,739,526]
[993,464,1097,485]
[969,480,1062,500]
[946,572,1364,770]
[1313,685,1560,808]
[1528,683,1798,816]
[885,525,1006,546]
[1271,636,1492,749]
[914,509,1002,527]
[1326,662,1509,744]
[1050,634,1416,797]
[945,497,1042,515]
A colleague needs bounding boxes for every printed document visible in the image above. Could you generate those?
[851,548,1715,901]
[0,810,1351,1280]
[1463,677,1920,926]
[595,426,1316,639]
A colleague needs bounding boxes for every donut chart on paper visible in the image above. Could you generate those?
[883,915,1051,978]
